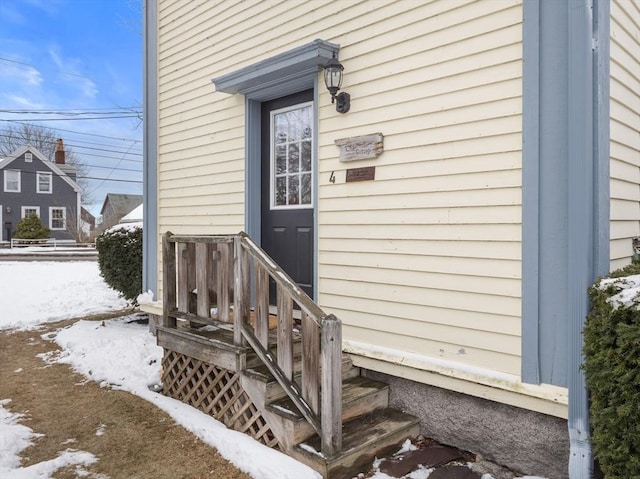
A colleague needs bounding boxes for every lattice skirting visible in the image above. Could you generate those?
[162,349,279,448]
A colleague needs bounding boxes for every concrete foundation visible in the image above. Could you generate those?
[363,369,569,479]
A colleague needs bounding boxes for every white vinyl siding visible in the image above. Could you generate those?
[37,171,52,193]
[156,0,523,376]
[22,206,40,218]
[610,0,640,270]
[4,169,20,192]
[49,207,66,230]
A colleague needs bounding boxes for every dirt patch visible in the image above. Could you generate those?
[0,318,252,479]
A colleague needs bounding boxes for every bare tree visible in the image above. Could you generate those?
[0,122,93,205]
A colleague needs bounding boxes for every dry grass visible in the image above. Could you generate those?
[0,318,253,479]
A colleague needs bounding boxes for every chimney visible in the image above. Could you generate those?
[55,138,65,164]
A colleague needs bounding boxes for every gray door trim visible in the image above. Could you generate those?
[233,43,334,302]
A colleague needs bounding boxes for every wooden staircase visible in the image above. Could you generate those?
[242,359,420,478]
[159,232,420,479]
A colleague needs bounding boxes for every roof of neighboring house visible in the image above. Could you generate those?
[0,144,81,193]
[121,204,143,223]
[100,193,143,217]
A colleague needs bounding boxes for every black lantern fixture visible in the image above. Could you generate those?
[323,54,350,114]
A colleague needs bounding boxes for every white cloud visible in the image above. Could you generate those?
[23,0,65,17]
[6,95,44,109]
[0,4,26,24]
[0,62,43,87]
[48,45,99,99]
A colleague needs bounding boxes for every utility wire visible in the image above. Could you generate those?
[0,121,142,143]
[0,133,143,156]
[1,115,139,121]
[7,167,142,184]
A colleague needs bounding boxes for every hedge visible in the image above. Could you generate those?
[583,259,640,478]
[95,225,143,304]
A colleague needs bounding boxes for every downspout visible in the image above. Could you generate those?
[567,0,609,477]
[142,0,158,297]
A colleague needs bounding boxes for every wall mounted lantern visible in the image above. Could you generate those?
[5,206,10,214]
[323,54,350,114]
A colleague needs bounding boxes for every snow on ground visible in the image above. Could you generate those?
[0,258,551,479]
[0,261,129,330]
[0,400,98,479]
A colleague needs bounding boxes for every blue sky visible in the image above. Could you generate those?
[0,0,143,217]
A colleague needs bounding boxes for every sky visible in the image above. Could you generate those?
[0,254,566,478]
[0,0,143,218]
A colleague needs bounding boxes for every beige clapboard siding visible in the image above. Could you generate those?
[324,297,520,336]
[321,223,521,242]
[155,0,524,376]
[610,0,640,270]
[341,323,520,375]
[322,263,520,298]
[317,1,523,374]
[320,251,519,282]
[321,238,521,260]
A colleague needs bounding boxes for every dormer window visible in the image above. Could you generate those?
[4,169,20,192]
[25,152,32,162]
[37,171,52,193]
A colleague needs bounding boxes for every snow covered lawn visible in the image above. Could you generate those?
[0,259,550,479]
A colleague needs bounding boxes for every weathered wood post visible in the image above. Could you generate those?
[162,231,176,328]
[302,312,320,414]
[233,236,250,347]
[321,314,342,456]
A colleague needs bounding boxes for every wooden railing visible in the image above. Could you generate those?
[162,231,343,456]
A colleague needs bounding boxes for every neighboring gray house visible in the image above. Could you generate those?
[99,193,143,229]
[0,142,81,242]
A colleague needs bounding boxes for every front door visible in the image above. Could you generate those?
[261,90,314,303]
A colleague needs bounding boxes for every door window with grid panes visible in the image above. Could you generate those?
[270,102,313,209]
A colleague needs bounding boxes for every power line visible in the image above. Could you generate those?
[84,164,141,173]
[1,115,139,121]
[0,120,142,143]
[0,56,96,82]
[0,133,143,157]
[1,110,141,117]
[1,107,141,113]
[5,167,142,184]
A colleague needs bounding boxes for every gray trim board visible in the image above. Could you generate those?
[521,0,541,385]
[593,0,610,276]
[522,0,570,388]
[212,39,338,102]
[523,1,611,474]
[143,0,158,296]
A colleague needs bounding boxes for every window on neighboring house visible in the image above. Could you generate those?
[22,206,40,218]
[50,207,66,230]
[4,170,20,192]
[37,172,52,193]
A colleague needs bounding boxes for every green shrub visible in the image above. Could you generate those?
[13,214,50,239]
[95,225,143,304]
[583,259,640,478]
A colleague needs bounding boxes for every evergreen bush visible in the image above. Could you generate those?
[13,214,50,239]
[95,225,142,304]
[583,259,640,478]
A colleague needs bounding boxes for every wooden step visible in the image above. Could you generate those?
[291,408,421,479]
[266,376,390,445]
[243,354,358,404]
